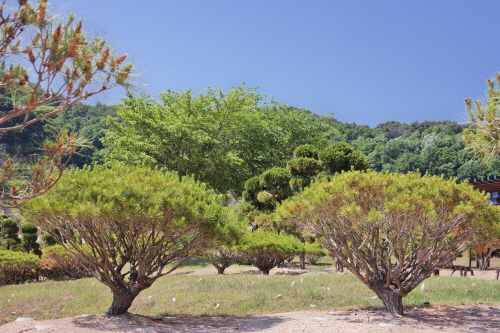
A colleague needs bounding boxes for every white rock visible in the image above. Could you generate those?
[15,318,34,322]
[172,297,176,302]
[310,304,316,307]
[291,281,295,287]
[214,303,220,309]
[35,325,54,330]
[371,296,378,299]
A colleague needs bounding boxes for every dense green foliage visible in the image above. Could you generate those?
[21,163,233,315]
[2,92,496,185]
[237,231,304,274]
[278,170,500,314]
[326,118,500,181]
[0,249,40,285]
[20,223,41,256]
[0,217,21,250]
[102,86,334,195]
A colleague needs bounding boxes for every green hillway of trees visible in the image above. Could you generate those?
[2,86,499,185]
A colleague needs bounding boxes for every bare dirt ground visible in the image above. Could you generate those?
[2,267,499,333]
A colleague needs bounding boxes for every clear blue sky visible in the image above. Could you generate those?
[54,0,500,127]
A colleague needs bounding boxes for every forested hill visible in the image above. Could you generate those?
[1,98,499,182]
[0,101,117,168]
[323,118,500,181]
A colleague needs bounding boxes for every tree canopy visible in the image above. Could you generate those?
[21,163,233,315]
[278,170,499,315]
[103,86,335,195]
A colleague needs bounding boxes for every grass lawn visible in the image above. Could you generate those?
[1,267,500,324]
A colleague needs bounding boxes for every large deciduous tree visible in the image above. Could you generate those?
[103,87,334,195]
[278,171,498,315]
[21,163,232,315]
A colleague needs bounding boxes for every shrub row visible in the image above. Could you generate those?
[0,246,92,286]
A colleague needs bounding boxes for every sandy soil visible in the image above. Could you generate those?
[2,267,499,333]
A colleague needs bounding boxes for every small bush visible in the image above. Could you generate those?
[305,243,327,265]
[42,245,92,279]
[0,250,40,285]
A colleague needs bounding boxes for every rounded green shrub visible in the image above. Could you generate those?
[260,168,290,188]
[0,249,40,285]
[293,144,319,159]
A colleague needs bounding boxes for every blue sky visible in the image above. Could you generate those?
[54,1,500,127]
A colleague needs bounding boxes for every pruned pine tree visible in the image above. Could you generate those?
[21,163,232,315]
[237,231,303,275]
[0,0,134,208]
[279,171,499,315]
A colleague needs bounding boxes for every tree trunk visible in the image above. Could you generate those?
[376,289,404,316]
[216,266,225,274]
[107,291,136,316]
[335,258,344,272]
[261,269,270,275]
[299,253,306,270]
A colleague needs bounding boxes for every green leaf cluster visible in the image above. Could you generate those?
[102,86,334,195]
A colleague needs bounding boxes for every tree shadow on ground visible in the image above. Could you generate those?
[332,305,500,332]
[71,312,287,332]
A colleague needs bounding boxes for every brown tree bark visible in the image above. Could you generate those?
[299,253,306,270]
[335,258,344,272]
[376,289,404,316]
[106,292,136,316]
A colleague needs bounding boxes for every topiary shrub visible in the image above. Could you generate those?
[260,168,291,189]
[293,144,319,159]
[42,232,57,247]
[305,242,327,265]
[203,248,238,274]
[0,250,40,285]
[319,142,369,175]
[237,231,304,275]
[0,218,21,250]
[21,223,42,257]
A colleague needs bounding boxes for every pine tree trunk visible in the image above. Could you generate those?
[336,258,344,272]
[377,289,404,316]
[106,291,136,316]
[299,253,306,270]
